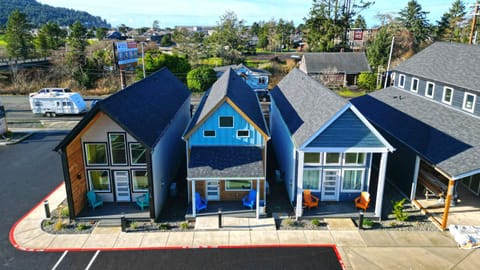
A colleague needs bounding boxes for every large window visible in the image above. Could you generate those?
[442,87,454,105]
[398,74,405,88]
[109,133,127,165]
[226,180,251,191]
[85,143,107,166]
[219,116,234,128]
[88,170,110,192]
[132,170,148,191]
[425,82,435,98]
[325,153,341,165]
[129,143,146,165]
[342,169,363,191]
[463,92,476,113]
[410,78,419,92]
[303,169,320,190]
[344,153,366,165]
[304,153,321,164]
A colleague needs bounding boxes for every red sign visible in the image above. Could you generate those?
[354,30,363,41]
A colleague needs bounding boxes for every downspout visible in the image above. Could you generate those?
[146,147,155,220]
[59,149,75,221]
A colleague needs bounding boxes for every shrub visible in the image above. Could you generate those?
[129,221,138,230]
[54,220,65,231]
[311,218,321,227]
[357,72,377,91]
[77,223,87,231]
[158,223,169,230]
[391,198,409,221]
[180,221,189,230]
[362,218,374,227]
[186,66,217,92]
[60,207,69,218]
[284,217,296,227]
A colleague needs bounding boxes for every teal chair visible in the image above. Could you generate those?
[136,190,149,210]
[242,189,256,209]
[86,191,103,210]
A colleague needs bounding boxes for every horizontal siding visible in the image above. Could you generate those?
[236,66,268,90]
[189,102,264,146]
[307,109,385,148]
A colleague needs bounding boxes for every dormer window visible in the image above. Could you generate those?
[442,87,454,105]
[398,74,405,88]
[425,82,435,98]
[410,78,419,93]
[462,92,476,113]
[219,116,234,128]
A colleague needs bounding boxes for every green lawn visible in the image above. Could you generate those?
[0,35,6,47]
[336,88,366,98]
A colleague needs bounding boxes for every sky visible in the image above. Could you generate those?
[37,0,477,29]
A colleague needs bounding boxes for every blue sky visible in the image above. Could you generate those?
[37,0,476,28]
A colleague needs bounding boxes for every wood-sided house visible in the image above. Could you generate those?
[352,42,480,230]
[183,69,270,218]
[54,68,191,220]
[270,68,394,219]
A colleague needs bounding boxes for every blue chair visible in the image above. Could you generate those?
[195,192,207,212]
[242,189,256,209]
[86,191,103,210]
[136,190,149,210]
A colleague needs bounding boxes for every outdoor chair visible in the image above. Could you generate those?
[242,189,256,209]
[195,192,207,212]
[354,191,371,211]
[136,190,149,210]
[86,191,103,210]
[302,190,319,210]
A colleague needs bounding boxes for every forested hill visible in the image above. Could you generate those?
[0,0,111,28]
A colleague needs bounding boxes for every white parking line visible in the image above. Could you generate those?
[51,250,68,270]
[85,250,100,270]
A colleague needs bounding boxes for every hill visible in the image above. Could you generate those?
[0,0,110,28]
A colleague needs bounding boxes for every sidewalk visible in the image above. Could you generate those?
[10,183,480,270]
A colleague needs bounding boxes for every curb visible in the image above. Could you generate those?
[0,132,33,146]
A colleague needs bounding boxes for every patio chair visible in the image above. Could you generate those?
[86,191,103,210]
[195,192,207,212]
[302,190,319,210]
[354,191,370,211]
[136,190,149,210]
[242,189,256,209]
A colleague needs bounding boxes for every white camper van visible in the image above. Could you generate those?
[29,92,87,117]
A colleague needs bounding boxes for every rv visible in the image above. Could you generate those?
[29,92,87,117]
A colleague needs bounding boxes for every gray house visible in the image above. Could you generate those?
[352,42,480,230]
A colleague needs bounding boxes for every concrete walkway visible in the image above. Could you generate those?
[10,183,480,270]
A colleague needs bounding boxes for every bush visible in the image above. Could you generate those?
[284,217,297,227]
[311,218,321,227]
[60,207,69,218]
[129,221,138,230]
[391,198,409,221]
[357,72,377,91]
[158,223,169,230]
[186,66,217,92]
[77,223,87,231]
[54,220,65,231]
[362,218,374,227]
[180,221,189,230]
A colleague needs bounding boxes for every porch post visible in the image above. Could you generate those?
[441,179,455,230]
[410,155,420,201]
[295,151,304,219]
[192,180,196,217]
[256,179,260,219]
[374,152,388,219]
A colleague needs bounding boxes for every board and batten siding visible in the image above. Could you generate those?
[189,102,264,146]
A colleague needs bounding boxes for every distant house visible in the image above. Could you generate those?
[346,28,378,52]
[270,68,394,219]
[299,52,370,87]
[352,42,480,230]
[213,64,271,92]
[54,68,191,220]
[183,69,270,218]
[105,31,123,40]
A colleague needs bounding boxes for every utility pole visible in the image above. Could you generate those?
[469,1,479,45]
[384,36,395,89]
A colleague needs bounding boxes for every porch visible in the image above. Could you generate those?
[75,202,150,221]
[301,201,376,219]
[185,201,263,220]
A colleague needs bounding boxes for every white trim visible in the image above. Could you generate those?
[442,87,454,105]
[321,169,341,201]
[303,152,322,165]
[374,152,388,218]
[410,155,420,201]
[324,152,341,165]
[304,147,390,153]
[462,92,476,113]
[192,180,196,217]
[218,115,234,128]
[295,151,304,218]
[187,177,265,181]
[343,152,366,166]
[410,77,419,93]
[341,168,365,192]
[203,130,216,137]
[302,167,322,191]
[236,129,250,138]
[451,168,480,181]
[425,81,435,98]
[350,105,395,152]
[398,74,406,88]
[225,180,252,191]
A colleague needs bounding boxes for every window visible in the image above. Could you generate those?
[398,74,405,88]
[219,116,233,128]
[325,153,341,165]
[463,92,476,112]
[226,180,251,191]
[109,133,127,165]
[410,78,419,92]
[88,170,110,192]
[132,170,148,191]
[258,77,266,84]
[344,153,365,165]
[425,82,435,98]
[303,169,320,190]
[237,130,249,137]
[442,87,454,105]
[342,169,363,191]
[304,153,321,164]
[129,143,146,165]
[203,130,216,137]
[85,143,107,166]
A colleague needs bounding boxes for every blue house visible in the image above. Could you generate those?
[270,68,394,218]
[214,64,271,92]
[55,68,191,220]
[183,69,270,218]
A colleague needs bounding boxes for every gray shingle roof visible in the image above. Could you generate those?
[393,42,480,93]
[187,146,264,178]
[302,52,370,74]
[351,87,480,179]
[270,68,348,147]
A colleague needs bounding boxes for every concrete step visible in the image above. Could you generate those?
[97,219,122,227]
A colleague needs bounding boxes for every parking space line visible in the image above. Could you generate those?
[85,250,100,270]
[51,250,68,270]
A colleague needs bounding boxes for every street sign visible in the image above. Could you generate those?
[116,41,138,70]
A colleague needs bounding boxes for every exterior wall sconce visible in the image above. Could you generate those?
[77,173,82,180]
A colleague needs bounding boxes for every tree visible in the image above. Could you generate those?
[357,72,377,90]
[397,0,430,52]
[5,10,33,58]
[160,34,173,47]
[34,22,66,57]
[96,27,108,40]
[352,15,367,29]
[66,21,89,88]
[186,66,217,92]
[366,26,392,71]
[435,0,468,42]
[173,28,207,65]
[152,20,160,31]
[140,51,191,81]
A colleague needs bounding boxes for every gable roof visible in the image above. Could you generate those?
[213,64,271,76]
[393,42,480,93]
[302,52,370,74]
[55,68,190,151]
[351,87,480,179]
[183,68,269,138]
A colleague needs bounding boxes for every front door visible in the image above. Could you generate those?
[322,169,340,201]
[206,181,220,201]
[114,171,131,202]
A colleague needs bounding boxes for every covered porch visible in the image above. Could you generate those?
[75,202,150,221]
[301,200,376,219]
[185,201,261,219]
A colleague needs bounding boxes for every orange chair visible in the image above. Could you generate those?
[354,192,371,211]
[303,190,319,210]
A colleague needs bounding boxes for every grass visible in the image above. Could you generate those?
[336,88,366,98]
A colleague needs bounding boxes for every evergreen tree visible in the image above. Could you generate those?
[34,21,66,56]
[397,0,430,52]
[67,21,89,88]
[436,0,468,42]
[352,15,367,29]
[5,9,33,58]
[366,26,392,71]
